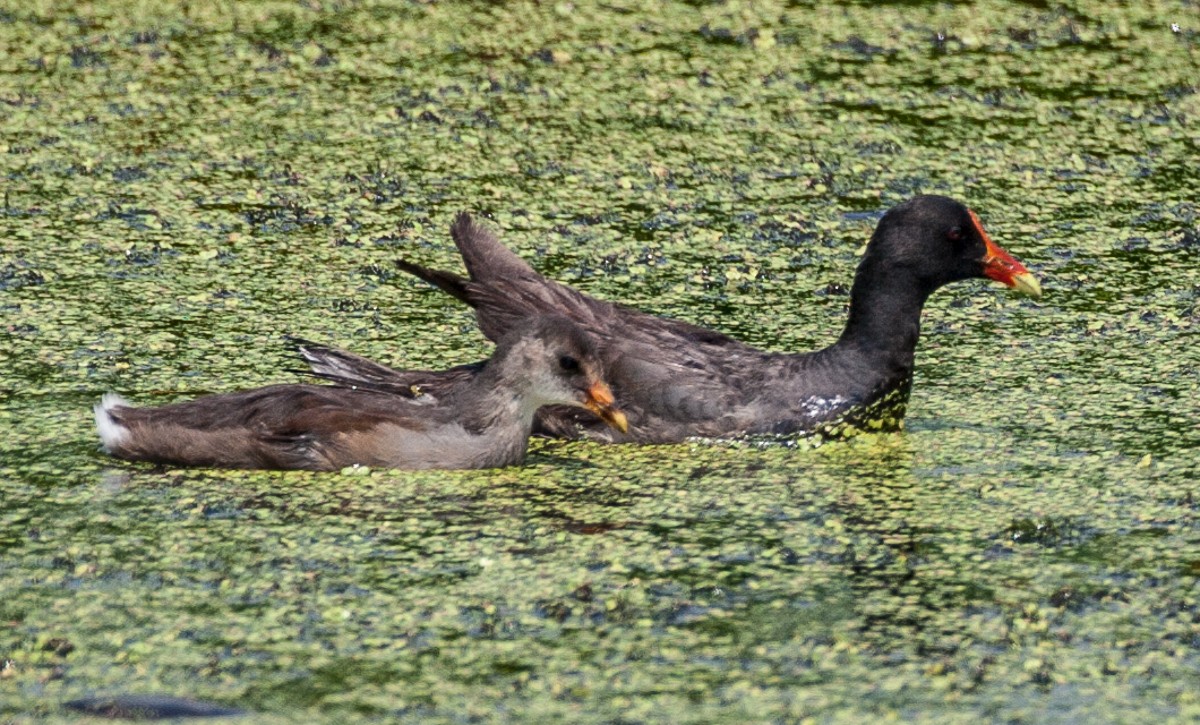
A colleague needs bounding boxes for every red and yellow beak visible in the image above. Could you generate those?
[582,380,629,433]
[970,210,1042,298]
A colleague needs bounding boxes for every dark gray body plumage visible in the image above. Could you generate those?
[303,196,1013,443]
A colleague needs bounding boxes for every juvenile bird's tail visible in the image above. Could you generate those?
[94,393,131,453]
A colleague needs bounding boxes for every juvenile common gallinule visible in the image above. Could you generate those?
[95,316,627,470]
[304,195,1041,443]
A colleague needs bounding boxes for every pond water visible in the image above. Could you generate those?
[2,1,1198,722]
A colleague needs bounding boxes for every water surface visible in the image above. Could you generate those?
[1,1,1198,721]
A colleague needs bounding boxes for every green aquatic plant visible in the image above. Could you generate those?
[1,0,1198,722]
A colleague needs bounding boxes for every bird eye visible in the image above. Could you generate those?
[947,226,964,242]
[558,354,580,372]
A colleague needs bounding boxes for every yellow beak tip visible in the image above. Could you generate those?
[1012,272,1042,299]
[583,392,629,434]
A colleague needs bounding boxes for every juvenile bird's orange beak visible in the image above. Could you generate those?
[582,380,629,433]
[970,210,1042,298]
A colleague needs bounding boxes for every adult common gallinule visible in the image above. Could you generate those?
[304,195,1041,443]
[95,316,627,470]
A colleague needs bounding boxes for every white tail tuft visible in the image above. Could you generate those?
[94,393,131,452]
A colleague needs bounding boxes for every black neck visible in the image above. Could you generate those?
[833,261,932,374]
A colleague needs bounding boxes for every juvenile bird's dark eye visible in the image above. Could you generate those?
[947,226,964,242]
[558,354,580,372]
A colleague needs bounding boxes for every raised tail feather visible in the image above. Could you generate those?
[396,213,613,344]
[394,212,538,306]
[291,337,485,399]
[291,337,422,394]
[392,260,472,305]
[449,212,537,281]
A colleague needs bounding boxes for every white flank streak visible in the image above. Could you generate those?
[94,393,131,451]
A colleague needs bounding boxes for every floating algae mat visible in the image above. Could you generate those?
[1,1,1198,721]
